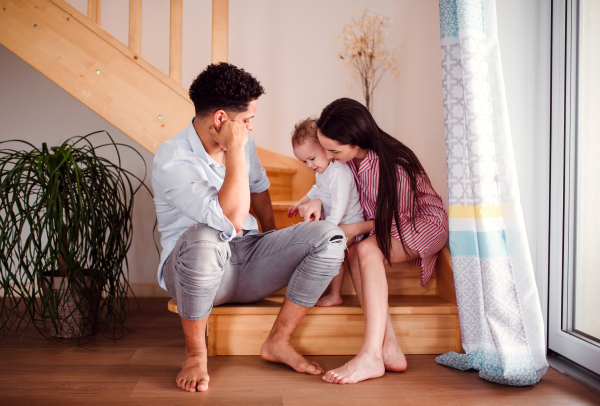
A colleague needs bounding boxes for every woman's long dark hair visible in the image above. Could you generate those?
[317,98,430,264]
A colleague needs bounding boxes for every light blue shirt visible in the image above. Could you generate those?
[152,120,270,289]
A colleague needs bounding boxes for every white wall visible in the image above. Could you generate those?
[0,43,164,296]
[0,0,547,297]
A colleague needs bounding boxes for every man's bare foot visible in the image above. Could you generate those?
[382,338,407,372]
[322,351,385,384]
[315,294,343,307]
[260,336,324,375]
[176,354,210,392]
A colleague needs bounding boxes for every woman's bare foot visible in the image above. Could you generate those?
[315,294,343,307]
[176,354,210,392]
[322,351,385,384]
[382,338,407,372]
[260,336,324,375]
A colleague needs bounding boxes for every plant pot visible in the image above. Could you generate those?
[39,270,102,338]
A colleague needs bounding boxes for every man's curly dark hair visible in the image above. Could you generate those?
[189,63,265,117]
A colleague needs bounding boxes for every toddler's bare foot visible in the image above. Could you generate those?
[315,294,343,307]
[260,336,323,375]
[176,354,209,392]
[383,338,407,372]
[322,351,385,384]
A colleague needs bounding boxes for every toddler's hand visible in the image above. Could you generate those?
[287,202,301,218]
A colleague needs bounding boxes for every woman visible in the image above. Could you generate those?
[305,98,448,384]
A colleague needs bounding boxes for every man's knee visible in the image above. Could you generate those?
[308,221,346,267]
[176,224,230,281]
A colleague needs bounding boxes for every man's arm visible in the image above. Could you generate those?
[212,121,250,232]
[250,189,277,232]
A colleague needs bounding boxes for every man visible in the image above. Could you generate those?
[152,63,345,393]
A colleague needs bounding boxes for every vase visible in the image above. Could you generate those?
[40,270,102,338]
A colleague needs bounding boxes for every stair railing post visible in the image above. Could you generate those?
[169,0,183,85]
[129,0,142,55]
[87,0,101,25]
[211,0,229,64]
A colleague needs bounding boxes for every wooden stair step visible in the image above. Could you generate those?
[208,295,457,315]
[169,295,461,356]
[264,167,296,201]
[270,200,296,209]
[168,295,457,316]
[269,200,304,230]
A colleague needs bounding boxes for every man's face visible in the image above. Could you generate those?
[226,99,258,132]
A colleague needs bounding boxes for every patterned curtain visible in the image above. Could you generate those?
[435,0,548,385]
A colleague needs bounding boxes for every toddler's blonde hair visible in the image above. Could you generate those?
[291,118,319,148]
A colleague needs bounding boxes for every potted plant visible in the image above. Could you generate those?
[0,131,150,340]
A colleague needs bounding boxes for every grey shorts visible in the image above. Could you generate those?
[162,221,346,320]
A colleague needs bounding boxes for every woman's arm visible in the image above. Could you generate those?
[338,220,374,241]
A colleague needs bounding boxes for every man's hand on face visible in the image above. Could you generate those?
[209,119,249,151]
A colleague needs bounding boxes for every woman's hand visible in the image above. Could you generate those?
[299,198,322,222]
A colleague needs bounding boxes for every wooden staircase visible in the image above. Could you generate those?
[173,165,462,356]
[168,248,461,356]
[1,0,461,356]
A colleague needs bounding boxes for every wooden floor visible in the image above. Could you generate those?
[1,299,598,406]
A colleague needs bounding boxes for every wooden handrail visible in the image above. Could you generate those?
[87,0,101,25]
[211,0,229,63]
[87,0,229,73]
[169,0,183,84]
[128,0,142,55]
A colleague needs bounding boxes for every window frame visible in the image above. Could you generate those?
[548,0,600,375]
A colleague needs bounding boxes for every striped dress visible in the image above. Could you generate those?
[348,149,448,286]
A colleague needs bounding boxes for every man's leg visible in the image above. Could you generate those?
[260,299,323,374]
[229,221,345,374]
[163,224,232,392]
[177,317,209,392]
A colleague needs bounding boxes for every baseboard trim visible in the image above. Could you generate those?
[129,283,171,298]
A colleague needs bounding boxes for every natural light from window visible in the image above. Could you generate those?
[574,0,600,342]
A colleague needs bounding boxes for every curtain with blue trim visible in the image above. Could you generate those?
[436,0,548,385]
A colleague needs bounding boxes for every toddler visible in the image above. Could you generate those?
[288,118,364,306]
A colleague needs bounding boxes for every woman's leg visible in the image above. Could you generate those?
[346,246,401,371]
[323,236,418,384]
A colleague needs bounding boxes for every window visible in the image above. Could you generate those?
[549,0,600,375]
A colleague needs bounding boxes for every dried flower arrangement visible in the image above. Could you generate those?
[337,9,399,112]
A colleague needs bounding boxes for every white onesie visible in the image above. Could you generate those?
[306,161,364,226]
